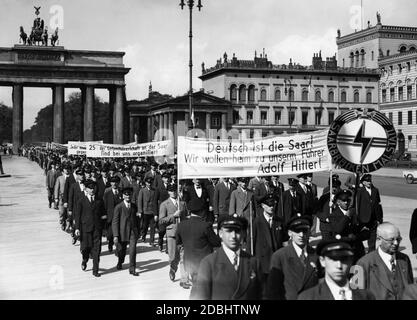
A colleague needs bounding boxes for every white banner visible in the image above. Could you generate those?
[177,130,331,179]
[86,140,174,158]
[68,141,103,156]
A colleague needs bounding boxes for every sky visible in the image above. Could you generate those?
[1,0,416,129]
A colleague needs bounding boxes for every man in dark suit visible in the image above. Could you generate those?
[68,169,85,245]
[96,167,110,201]
[253,196,284,297]
[112,187,141,276]
[176,211,220,284]
[409,208,417,256]
[103,176,122,252]
[156,173,171,251]
[270,175,284,216]
[229,177,255,253]
[213,177,236,220]
[137,177,158,246]
[159,185,187,284]
[74,180,106,277]
[204,178,218,225]
[120,168,135,190]
[265,215,321,300]
[144,162,163,189]
[182,179,210,221]
[356,174,383,252]
[191,214,262,300]
[356,222,413,300]
[253,177,272,217]
[298,236,375,300]
[316,178,341,240]
[295,173,316,216]
[46,162,60,208]
[328,189,367,263]
[278,178,303,232]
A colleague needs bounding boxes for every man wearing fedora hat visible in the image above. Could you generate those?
[278,178,303,233]
[191,214,262,300]
[137,176,158,246]
[113,187,141,276]
[298,235,375,300]
[265,215,321,300]
[103,176,122,252]
[356,174,383,252]
[74,180,106,277]
[253,196,284,297]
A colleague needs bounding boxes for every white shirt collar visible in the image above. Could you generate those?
[378,246,396,271]
[222,243,240,267]
[292,242,306,258]
[170,197,177,206]
[325,278,352,300]
[339,206,349,216]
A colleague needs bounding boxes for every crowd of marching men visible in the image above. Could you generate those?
[19,145,417,300]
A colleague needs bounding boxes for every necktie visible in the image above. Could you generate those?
[390,256,396,273]
[127,203,130,209]
[233,253,239,271]
[300,250,306,266]
[339,289,346,300]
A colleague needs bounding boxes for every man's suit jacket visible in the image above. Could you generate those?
[356,186,383,225]
[402,283,417,300]
[248,177,262,192]
[176,216,221,274]
[103,188,123,223]
[298,280,375,300]
[156,183,170,207]
[253,183,271,216]
[190,246,262,300]
[409,208,417,254]
[120,176,135,190]
[46,169,60,188]
[96,176,110,201]
[183,185,209,214]
[144,170,163,189]
[137,187,158,216]
[54,175,67,202]
[213,181,236,216]
[63,173,77,205]
[356,250,414,300]
[74,196,105,233]
[112,202,140,242]
[253,214,284,274]
[278,190,303,228]
[266,242,321,300]
[68,181,84,213]
[229,188,254,221]
[295,183,316,216]
[159,198,186,238]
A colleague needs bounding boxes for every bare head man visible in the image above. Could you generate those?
[377,222,402,255]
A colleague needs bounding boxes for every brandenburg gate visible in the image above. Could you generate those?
[0,9,130,153]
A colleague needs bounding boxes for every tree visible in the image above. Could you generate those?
[0,103,13,144]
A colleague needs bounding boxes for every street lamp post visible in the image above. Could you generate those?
[180,0,203,131]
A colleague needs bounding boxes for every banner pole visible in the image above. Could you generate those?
[249,200,253,255]
[329,162,333,214]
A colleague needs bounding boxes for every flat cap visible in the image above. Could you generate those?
[218,214,248,231]
[109,176,121,183]
[261,195,276,207]
[335,189,352,201]
[84,180,96,190]
[316,235,355,258]
[361,174,372,182]
[287,214,312,231]
[122,187,133,195]
[288,178,299,186]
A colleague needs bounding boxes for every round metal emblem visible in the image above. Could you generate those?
[327,108,397,173]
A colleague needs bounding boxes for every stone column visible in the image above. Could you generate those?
[206,113,211,138]
[221,113,227,139]
[12,84,23,154]
[129,117,135,143]
[168,112,174,137]
[113,86,124,144]
[53,85,64,143]
[83,86,94,141]
[147,116,152,142]
[163,113,168,132]
[108,87,115,143]
[185,112,190,132]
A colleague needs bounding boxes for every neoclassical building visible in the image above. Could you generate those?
[200,51,379,137]
[337,14,417,152]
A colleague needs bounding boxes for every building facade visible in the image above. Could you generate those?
[200,51,379,138]
[337,14,417,152]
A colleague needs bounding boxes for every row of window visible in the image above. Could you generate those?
[383,61,415,76]
[230,85,373,103]
[233,110,335,126]
[386,110,417,126]
[381,85,415,103]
